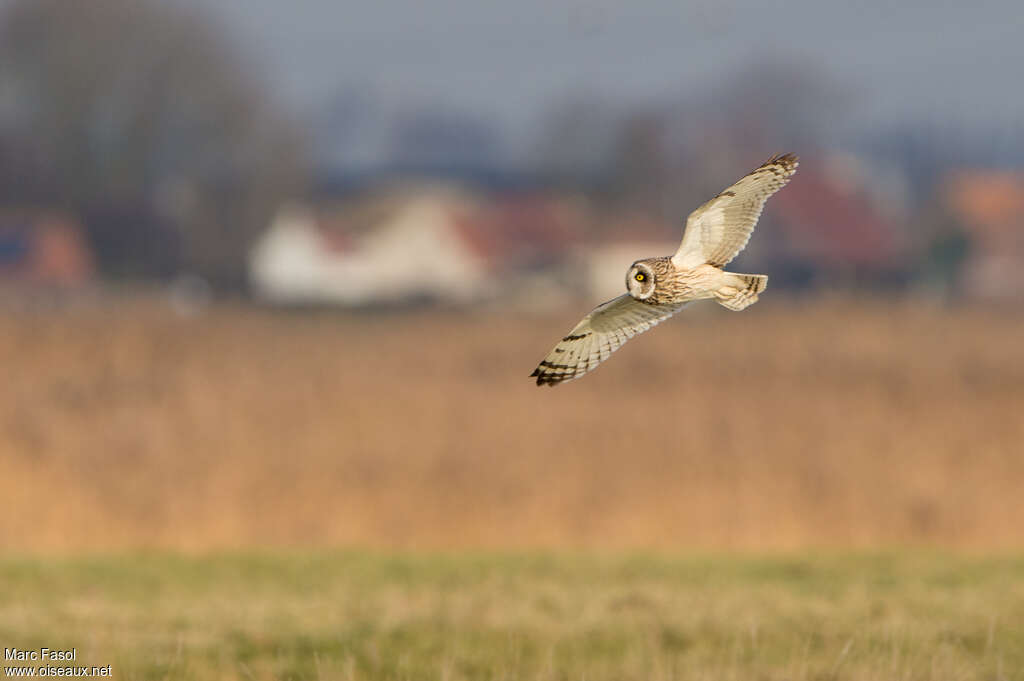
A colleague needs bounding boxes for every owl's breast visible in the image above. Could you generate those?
[656,265,724,303]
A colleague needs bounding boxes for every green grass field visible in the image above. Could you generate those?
[3,551,1023,680]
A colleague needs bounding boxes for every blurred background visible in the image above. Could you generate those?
[1,0,1023,553]
[4,2,1024,679]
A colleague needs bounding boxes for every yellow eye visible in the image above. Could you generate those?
[635,272,645,282]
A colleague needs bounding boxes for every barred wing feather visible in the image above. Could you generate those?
[530,295,685,386]
[672,153,798,269]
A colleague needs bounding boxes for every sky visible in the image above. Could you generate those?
[179,0,1024,139]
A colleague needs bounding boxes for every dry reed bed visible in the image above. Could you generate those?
[1,297,1022,551]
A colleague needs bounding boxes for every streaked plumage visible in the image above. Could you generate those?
[531,153,798,386]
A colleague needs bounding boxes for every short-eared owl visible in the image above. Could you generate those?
[531,153,798,386]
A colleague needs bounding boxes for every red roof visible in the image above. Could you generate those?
[0,212,94,286]
[450,196,587,268]
[771,163,904,267]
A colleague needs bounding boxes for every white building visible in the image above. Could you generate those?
[250,190,495,305]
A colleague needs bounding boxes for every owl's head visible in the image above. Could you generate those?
[626,261,657,301]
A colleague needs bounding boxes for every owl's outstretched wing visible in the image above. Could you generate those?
[531,294,685,386]
[672,153,798,269]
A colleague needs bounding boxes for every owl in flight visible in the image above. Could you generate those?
[531,153,798,386]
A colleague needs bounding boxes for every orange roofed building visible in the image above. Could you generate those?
[945,170,1024,302]
[0,211,95,288]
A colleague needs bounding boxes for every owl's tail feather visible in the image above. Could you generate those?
[715,272,767,311]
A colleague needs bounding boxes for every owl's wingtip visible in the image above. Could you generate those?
[762,152,799,168]
[530,368,564,386]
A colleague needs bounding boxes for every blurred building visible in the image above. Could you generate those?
[583,211,678,302]
[0,210,95,289]
[944,170,1024,302]
[250,153,952,306]
[249,187,588,306]
[767,155,910,288]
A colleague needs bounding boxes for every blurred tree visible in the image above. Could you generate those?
[533,59,851,230]
[0,0,307,289]
[388,108,503,170]
[907,187,971,299]
[696,58,851,151]
[532,94,623,186]
[609,113,669,208]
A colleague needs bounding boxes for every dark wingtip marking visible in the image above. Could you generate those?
[533,367,578,386]
[760,152,799,170]
[539,360,575,370]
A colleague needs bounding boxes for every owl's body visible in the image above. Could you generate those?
[625,257,764,308]
[531,153,797,386]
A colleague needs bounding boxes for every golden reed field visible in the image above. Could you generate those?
[1,296,1022,553]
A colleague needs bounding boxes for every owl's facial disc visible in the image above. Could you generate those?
[626,262,656,300]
